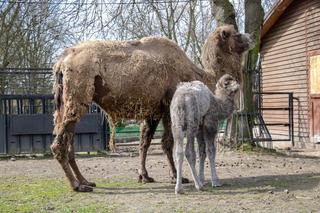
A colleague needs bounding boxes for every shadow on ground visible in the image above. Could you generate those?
[92,172,320,195]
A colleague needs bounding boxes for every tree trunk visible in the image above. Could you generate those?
[243,0,264,145]
[209,0,238,147]
[210,0,238,30]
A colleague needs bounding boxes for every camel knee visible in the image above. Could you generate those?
[51,124,75,161]
[139,138,151,151]
[53,110,63,136]
[51,138,68,162]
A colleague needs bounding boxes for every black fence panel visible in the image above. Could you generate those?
[0,115,6,154]
[0,94,107,155]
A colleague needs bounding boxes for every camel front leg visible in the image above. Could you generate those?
[138,117,160,183]
[204,126,222,187]
[107,116,117,152]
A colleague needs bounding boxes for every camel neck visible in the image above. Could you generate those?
[212,91,235,119]
[197,70,217,92]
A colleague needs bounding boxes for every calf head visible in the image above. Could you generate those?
[216,74,240,97]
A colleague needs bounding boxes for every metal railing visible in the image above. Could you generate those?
[257,92,295,146]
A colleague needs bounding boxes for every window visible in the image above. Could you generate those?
[310,55,320,95]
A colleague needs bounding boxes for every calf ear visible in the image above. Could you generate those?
[220,30,230,41]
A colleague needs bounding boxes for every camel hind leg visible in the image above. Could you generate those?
[51,110,93,192]
[51,72,96,192]
[68,136,96,187]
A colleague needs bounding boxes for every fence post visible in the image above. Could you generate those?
[289,93,294,147]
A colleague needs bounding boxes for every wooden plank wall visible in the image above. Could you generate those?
[260,0,320,144]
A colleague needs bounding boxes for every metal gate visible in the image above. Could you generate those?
[0,94,107,155]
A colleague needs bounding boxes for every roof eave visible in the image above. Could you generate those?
[261,0,294,40]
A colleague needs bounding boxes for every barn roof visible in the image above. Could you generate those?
[261,0,294,39]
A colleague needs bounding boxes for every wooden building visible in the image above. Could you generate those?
[260,0,320,147]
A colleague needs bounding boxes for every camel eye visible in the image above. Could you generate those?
[233,34,242,41]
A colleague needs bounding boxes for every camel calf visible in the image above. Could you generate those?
[170,74,240,194]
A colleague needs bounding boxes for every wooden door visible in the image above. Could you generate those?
[309,54,320,142]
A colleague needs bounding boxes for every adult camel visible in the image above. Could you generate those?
[51,25,254,191]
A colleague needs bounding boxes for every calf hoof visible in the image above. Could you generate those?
[138,174,155,183]
[200,178,205,186]
[212,180,223,187]
[175,188,184,195]
[74,184,93,192]
[195,182,204,191]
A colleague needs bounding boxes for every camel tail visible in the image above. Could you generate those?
[52,60,65,135]
[53,63,64,112]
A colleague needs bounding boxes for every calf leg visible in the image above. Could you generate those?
[185,133,203,191]
[204,126,222,187]
[197,127,206,185]
[173,128,184,194]
[138,117,160,183]
[162,111,189,183]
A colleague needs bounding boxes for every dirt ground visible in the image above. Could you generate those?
[1,142,320,213]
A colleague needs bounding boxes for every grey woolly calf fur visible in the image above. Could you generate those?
[170,74,240,194]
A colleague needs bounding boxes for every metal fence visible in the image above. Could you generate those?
[0,94,107,155]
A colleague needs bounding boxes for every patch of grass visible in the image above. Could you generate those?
[264,180,290,188]
[237,143,289,157]
[0,176,121,213]
[238,143,255,152]
[95,178,143,189]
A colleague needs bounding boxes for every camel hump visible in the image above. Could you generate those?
[128,40,141,46]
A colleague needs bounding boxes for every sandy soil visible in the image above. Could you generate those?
[1,143,320,212]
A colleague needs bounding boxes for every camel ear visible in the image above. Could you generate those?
[221,30,230,41]
[216,80,223,90]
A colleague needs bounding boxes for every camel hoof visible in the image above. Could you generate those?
[79,180,96,187]
[182,177,190,184]
[138,175,155,183]
[75,184,93,192]
[171,177,189,184]
[86,182,96,187]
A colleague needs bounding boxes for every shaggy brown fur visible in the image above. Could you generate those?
[51,25,253,192]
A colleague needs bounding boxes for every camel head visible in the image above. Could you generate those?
[215,74,240,97]
[217,25,255,54]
